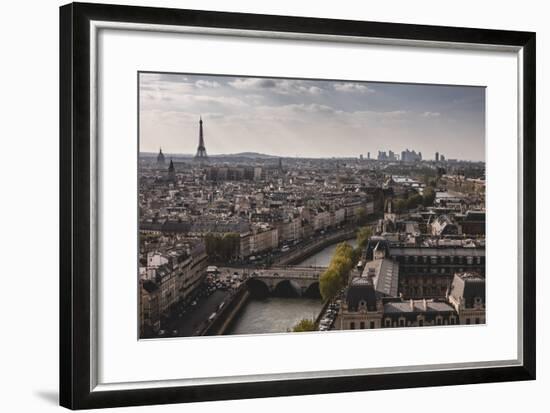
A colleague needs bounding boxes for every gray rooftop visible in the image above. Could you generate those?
[384,300,454,314]
[389,247,485,257]
[361,258,400,297]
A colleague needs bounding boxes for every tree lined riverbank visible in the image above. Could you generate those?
[226,238,357,335]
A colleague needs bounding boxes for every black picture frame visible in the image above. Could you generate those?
[60,2,536,410]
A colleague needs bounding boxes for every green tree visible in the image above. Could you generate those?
[335,241,354,257]
[406,193,424,210]
[205,232,241,262]
[356,226,373,249]
[332,256,353,282]
[422,187,436,206]
[356,207,368,225]
[351,246,362,264]
[292,318,316,332]
[319,267,342,302]
[319,241,359,301]
[394,198,407,213]
[222,233,240,260]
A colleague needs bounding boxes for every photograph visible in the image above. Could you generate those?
[138,72,486,338]
[54,1,538,409]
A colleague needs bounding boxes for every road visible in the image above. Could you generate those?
[163,290,230,337]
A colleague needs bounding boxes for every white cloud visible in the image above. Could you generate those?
[274,80,324,95]
[421,111,441,118]
[228,78,277,90]
[195,80,221,88]
[186,95,247,107]
[139,79,195,95]
[244,94,265,104]
[333,83,375,93]
[276,103,335,113]
[306,86,323,95]
[229,78,324,95]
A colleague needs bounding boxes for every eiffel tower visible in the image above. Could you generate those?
[194,116,208,162]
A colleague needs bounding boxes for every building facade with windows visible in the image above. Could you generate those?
[390,246,485,299]
[337,251,485,330]
[139,239,208,334]
[447,272,486,325]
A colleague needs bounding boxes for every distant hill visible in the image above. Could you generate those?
[219,152,278,159]
[139,151,278,159]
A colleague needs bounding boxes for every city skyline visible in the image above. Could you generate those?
[139,72,486,162]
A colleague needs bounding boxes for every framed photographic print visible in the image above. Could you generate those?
[60,2,536,409]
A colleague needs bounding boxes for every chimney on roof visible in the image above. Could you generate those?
[367,266,376,280]
[410,299,415,311]
[423,299,428,311]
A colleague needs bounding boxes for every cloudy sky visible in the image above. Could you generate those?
[139,72,485,161]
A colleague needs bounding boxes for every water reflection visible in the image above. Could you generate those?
[299,238,358,267]
[228,297,322,335]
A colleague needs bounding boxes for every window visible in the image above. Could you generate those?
[370,321,375,329]
[418,319,424,327]
[360,321,365,329]
[475,318,480,324]
[399,319,405,327]
[350,322,355,330]
[466,318,471,325]
[436,318,442,325]
[385,319,391,327]
[450,317,455,325]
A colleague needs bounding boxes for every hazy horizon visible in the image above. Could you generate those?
[139,72,485,162]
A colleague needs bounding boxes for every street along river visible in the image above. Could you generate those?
[227,238,357,335]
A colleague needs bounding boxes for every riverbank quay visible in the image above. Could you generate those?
[199,285,250,336]
[273,229,356,266]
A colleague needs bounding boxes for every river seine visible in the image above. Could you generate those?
[227,238,357,335]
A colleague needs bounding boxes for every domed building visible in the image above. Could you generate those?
[157,148,166,165]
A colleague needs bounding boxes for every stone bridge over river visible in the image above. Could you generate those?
[246,266,326,298]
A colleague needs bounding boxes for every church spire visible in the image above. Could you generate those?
[167,158,175,181]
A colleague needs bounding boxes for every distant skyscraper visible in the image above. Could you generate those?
[440,154,446,161]
[195,116,208,161]
[359,154,364,161]
[435,152,439,162]
[157,148,166,165]
[367,152,370,160]
[401,149,422,163]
